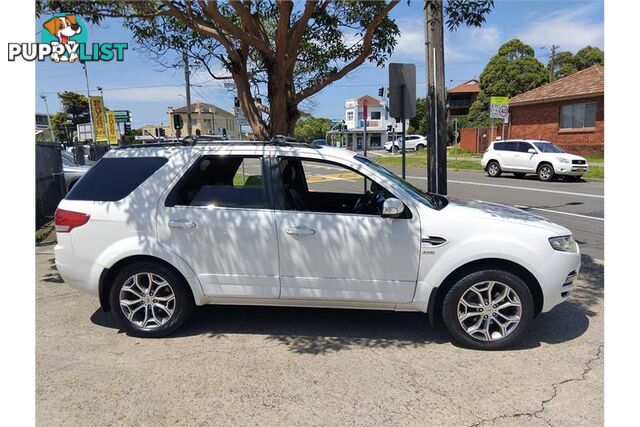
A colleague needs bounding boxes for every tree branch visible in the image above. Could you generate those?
[199,0,274,58]
[294,0,399,103]
[286,0,319,67]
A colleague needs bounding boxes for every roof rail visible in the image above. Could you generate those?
[115,137,320,150]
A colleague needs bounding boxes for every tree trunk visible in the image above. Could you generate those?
[267,63,299,138]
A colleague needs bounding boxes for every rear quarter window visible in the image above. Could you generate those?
[66,157,168,202]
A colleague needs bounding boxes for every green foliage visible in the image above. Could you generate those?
[57,91,90,125]
[573,46,604,70]
[466,91,492,127]
[408,98,428,135]
[294,116,332,143]
[547,46,604,80]
[479,39,548,99]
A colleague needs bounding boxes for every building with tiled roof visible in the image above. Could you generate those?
[447,79,480,117]
[508,65,604,155]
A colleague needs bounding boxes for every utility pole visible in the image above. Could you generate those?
[548,44,560,82]
[40,93,55,142]
[81,61,96,143]
[425,0,448,195]
[182,50,193,136]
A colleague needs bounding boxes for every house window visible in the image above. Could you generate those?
[347,111,354,121]
[370,111,381,120]
[560,102,596,129]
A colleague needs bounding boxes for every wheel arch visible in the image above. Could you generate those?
[485,159,499,171]
[427,258,543,325]
[536,160,554,172]
[98,254,198,312]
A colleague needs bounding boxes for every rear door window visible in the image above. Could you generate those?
[66,157,168,202]
[166,156,266,208]
[493,142,505,151]
[503,141,518,151]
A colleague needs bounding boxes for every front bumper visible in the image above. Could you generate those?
[556,163,589,176]
[536,246,582,312]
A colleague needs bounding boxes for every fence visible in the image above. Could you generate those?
[36,143,66,229]
[459,125,511,153]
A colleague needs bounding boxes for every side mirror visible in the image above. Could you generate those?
[528,148,537,154]
[381,198,404,218]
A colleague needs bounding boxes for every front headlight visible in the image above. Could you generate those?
[557,157,570,163]
[549,235,577,252]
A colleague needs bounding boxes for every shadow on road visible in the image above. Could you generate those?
[42,257,64,284]
[89,254,602,354]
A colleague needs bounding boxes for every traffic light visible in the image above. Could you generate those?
[222,128,227,137]
[155,127,160,137]
[378,87,384,97]
[173,114,183,130]
[159,128,166,137]
[195,129,201,136]
[387,124,392,133]
[124,123,131,135]
[234,97,240,108]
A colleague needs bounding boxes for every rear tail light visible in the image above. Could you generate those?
[54,209,90,233]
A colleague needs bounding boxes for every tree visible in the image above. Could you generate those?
[466,39,548,127]
[293,114,331,142]
[38,1,496,140]
[547,51,576,80]
[547,46,604,80]
[49,111,71,142]
[408,97,428,135]
[573,46,604,70]
[58,91,90,125]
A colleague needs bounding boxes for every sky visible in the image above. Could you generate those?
[35,0,604,128]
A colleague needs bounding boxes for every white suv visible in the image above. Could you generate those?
[481,139,589,181]
[384,134,426,152]
[54,141,580,350]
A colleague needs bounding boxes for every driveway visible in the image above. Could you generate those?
[36,249,603,425]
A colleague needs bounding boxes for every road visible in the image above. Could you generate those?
[36,167,603,425]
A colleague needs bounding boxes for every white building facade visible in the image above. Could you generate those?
[328,95,406,150]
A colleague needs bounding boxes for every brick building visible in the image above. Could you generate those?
[509,65,604,156]
[447,79,480,117]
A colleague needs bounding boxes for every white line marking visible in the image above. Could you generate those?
[405,176,603,199]
[513,205,604,221]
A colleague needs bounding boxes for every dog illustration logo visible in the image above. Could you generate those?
[42,14,86,62]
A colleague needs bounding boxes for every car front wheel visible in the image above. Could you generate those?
[415,144,425,151]
[486,161,502,177]
[442,269,534,350]
[109,261,194,337]
[537,164,555,181]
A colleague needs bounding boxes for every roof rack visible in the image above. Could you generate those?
[115,136,319,150]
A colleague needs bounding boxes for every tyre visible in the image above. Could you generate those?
[109,261,195,338]
[442,269,534,350]
[415,144,425,151]
[486,161,502,177]
[537,163,555,182]
[513,172,526,179]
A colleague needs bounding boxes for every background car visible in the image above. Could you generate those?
[61,151,91,192]
[311,139,328,147]
[481,139,589,181]
[384,134,427,152]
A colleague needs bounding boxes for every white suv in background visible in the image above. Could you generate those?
[481,139,589,181]
[55,140,580,350]
[384,134,427,152]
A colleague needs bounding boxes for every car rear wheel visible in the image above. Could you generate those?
[486,161,502,177]
[442,269,534,350]
[537,164,555,181]
[109,261,194,337]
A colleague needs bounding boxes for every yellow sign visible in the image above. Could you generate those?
[106,111,119,145]
[490,96,510,119]
[89,96,107,142]
[490,96,509,106]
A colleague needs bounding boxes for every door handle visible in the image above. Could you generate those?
[285,226,316,236]
[169,219,197,230]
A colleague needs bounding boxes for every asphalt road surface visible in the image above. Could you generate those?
[36,167,603,425]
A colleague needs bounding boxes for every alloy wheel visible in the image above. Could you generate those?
[457,281,522,341]
[488,163,499,176]
[539,165,552,180]
[119,272,176,329]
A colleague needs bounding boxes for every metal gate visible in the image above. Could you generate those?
[36,143,66,229]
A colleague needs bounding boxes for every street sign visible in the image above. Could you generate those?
[388,63,417,119]
[113,110,132,123]
[234,107,249,127]
[490,96,509,119]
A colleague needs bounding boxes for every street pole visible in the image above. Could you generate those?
[81,61,96,143]
[183,50,193,136]
[363,98,368,157]
[425,0,448,195]
[40,93,55,142]
[549,44,560,82]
